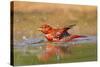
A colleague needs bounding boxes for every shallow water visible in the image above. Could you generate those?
[13,35,97,65]
[14,35,97,48]
[13,35,97,55]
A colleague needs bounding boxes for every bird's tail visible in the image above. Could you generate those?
[71,35,87,39]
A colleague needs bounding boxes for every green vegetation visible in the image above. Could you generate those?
[14,43,97,66]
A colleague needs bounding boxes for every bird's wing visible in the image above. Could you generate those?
[64,24,76,30]
[57,24,76,38]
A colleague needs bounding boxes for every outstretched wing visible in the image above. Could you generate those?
[56,24,76,39]
[63,24,76,30]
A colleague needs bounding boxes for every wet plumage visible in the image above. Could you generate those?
[38,24,85,42]
[37,24,86,61]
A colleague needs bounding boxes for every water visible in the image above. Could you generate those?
[13,35,97,62]
[14,35,97,48]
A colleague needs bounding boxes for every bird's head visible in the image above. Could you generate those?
[38,24,53,34]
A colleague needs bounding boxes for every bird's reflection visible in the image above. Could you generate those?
[37,43,71,62]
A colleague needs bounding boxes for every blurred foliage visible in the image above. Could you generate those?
[12,1,97,40]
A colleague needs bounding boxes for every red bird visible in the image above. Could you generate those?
[37,24,86,61]
[38,24,86,42]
